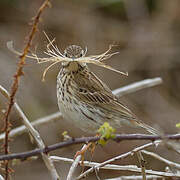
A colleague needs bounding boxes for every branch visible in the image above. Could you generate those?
[1,134,180,161]
[0,108,61,141]
[105,175,162,180]
[141,150,180,170]
[0,88,59,178]
[76,140,162,179]
[112,77,162,97]
[2,0,51,179]
[136,152,146,180]
[51,156,178,178]
[0,175,4,180]
[165,141,180,155]
[66,144,87,180]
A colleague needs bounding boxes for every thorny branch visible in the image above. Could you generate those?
[2,0,51,179]
[0,85,59,179]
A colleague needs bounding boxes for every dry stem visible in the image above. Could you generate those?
[105,175,162,180]
[113,77,163,97]
[76,141,161,179]
[136,152,146,180]
[0,87,59,179]
[2,1,54,179]
[66,145,87,180]
[141,150,180,170]
[0,175,4,180]
[51,156,179,178]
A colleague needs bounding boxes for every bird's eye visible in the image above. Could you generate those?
[64,52,68,57]
[79,52,83,57]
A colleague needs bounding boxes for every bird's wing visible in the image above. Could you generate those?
[73,69,158,135]
[73,70,137,120]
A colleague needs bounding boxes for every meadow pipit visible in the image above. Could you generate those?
[56,45,157,135]
[8,39,157,135]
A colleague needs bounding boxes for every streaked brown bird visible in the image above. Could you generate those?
[57,45,157,134]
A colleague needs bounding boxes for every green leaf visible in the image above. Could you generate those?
[62,131,71,140]
[97,122,116,145]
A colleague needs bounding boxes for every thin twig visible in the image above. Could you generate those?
[164,141,180,155]
[76,140,180,179]
[113,77,162,97]
[136,152,146,180]
[102,168,179,178]
[51,156,147,170]
[2,0,51,179]
[51,155,179,178]
[105,175,162,180]
[0,174,4,180]
[0,110,61,141]
[76,141,161,179]
[66,145,87,180]
[141,150,180,170]
[15,104,59,179]
[0,87,59,179]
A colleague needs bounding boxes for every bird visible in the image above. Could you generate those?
[56,45,158,135]
[7,38,157,135]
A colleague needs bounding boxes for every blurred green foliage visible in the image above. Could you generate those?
[146,0,156,13]
[97,0,127,20]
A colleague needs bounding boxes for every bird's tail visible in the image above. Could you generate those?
[135,121,159,135]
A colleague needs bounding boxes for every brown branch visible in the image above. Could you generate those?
[2,0,50,179]
[0,133,180,161]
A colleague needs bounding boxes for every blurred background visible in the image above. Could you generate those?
[0,0,180,179]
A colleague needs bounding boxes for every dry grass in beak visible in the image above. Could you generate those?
[7,33,128,81]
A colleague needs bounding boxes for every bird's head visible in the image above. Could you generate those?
[62,45,87,71]
[64,45,85,59]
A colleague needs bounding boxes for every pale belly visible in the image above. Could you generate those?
[57,96,134,133]
[57,100,103,133]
